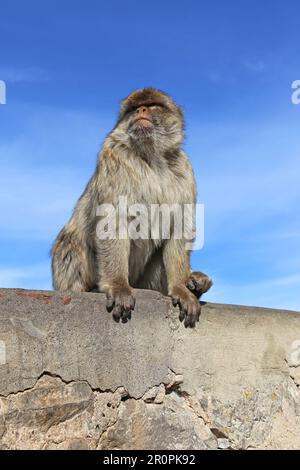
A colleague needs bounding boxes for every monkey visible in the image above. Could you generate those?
[51,88,212,327]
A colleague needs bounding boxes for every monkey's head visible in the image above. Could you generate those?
[115,88,184,155]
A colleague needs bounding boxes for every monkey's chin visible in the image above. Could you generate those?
[129,125,154,140]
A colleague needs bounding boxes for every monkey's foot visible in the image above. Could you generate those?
[171,285,201,328]
[186,272,213,299]
[106,286,136,323]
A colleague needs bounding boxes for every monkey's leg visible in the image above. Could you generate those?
[134,248,168,295]
[97,238,135,323]
[186,272,213,299]
[163,239,201,328]
[52,229,96,292]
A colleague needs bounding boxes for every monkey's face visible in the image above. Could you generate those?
[117,88,184,152]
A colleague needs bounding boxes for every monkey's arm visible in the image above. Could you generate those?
[163,238,201,327]
[96,237,135,323]
[94,153,136,323]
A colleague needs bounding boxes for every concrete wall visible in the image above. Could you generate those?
[0,288,299,449]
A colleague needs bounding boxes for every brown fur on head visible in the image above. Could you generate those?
[119,87,184,122]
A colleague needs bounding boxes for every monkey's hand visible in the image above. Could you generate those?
[106,285,136,323]
[171,285,201,328]
[186,272,213,300]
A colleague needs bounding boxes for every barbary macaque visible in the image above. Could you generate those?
[52,88,212,327]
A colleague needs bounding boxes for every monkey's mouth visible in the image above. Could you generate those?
[132,117,153,128]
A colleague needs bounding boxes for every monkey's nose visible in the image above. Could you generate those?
[136,106,147,114]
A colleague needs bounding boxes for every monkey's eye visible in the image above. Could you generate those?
[148,104,163,111]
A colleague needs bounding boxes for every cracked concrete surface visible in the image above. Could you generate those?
[0,288,300,449]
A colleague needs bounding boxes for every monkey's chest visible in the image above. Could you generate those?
[127,172,191,248]
[132,171,190,206]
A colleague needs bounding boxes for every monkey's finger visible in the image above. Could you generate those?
[193,279,204,292]
[190,286,202,300]
[184,309,191,327]
[186,279,204,300]
[186,279,196,291]
[185,318,195,328]
[121,306,132,322]
[179,302,188,322]
[186,302,201,328]
[130,296,136,310]
[172,296,179,307]
[184,311,196,328]
[194,277,213,294]
[191,278,206,296]
[106,295,115,311]
[179,308,186,322]
[112,305,122,322]
[121,312,129,323]
[122,296,134,312]
[185,302,198,328]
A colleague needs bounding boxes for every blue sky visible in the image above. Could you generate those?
[0,0,300,310]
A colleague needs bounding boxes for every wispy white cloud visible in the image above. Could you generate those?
[0,263,51,290]
[243,59,266,73]
[0,105,112,240]
[0,165,81,240]
[188,116,300,241]
[0,66,50,83]
[206,272,300,312]
[188,115,300,311]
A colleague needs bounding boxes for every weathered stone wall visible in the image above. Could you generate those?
[0,288,299,450]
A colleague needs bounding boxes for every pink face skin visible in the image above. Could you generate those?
[131,104,163,130]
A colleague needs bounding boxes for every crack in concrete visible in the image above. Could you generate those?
[0,370,128,399]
